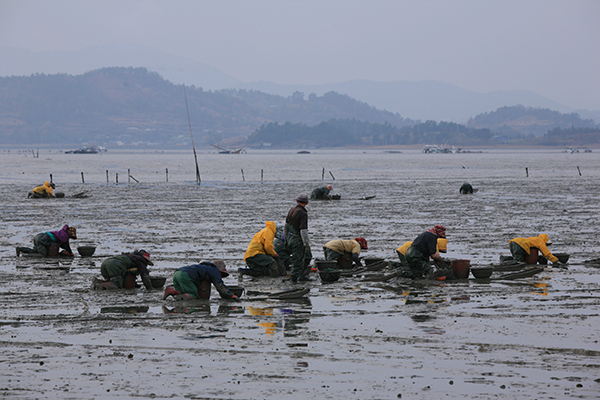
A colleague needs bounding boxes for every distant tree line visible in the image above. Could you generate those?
[246,119,493,147]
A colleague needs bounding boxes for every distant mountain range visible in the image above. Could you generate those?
[2,44,599,124]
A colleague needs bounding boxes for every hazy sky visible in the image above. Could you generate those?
[1,0,599,110]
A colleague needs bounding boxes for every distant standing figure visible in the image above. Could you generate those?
[459,183,475,194]
[311,185,332,200]
[162,260,240,301]
[28,181,55,198]
[16,225,77,257]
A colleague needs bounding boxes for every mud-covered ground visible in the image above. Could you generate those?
[1,148,600,399]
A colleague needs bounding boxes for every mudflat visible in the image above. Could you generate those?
[1,148,599,399]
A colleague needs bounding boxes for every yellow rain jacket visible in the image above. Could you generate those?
[244,221,278,261]
[397,238,447,255]
[32,181,54,197]
[509,234,558,263]
[324,239,361,255]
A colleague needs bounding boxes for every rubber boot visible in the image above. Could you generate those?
[162,286,181,300]
[174,293,192,301]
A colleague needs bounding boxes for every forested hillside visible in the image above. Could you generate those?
[0,67,410,146]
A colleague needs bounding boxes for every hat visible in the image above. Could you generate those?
[67,226,77,239]
[136,249,154,265]
[213,259,229,277]
[326,185,332,190]
[296,193,309,203]
[354,237,368,250]
[428,225,446,238]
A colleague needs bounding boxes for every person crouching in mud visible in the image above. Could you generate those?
[92,250,154,290]
[240,221,285,277]
[459,182,476,194]
[397,237,447,266]
[16,225,77,257]
[28,181,55,198]
[323,237,368,269]
[401,225,450,279]
[163,260,240,301]
[310,184,332,200]
[509,234,563,265]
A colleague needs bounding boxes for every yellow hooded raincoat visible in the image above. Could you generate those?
[244,221,278,261]
[32,181,54,197]
[509,234,558,263]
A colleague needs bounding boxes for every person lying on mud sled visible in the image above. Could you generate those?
[162,260,240,301]
[400,225,452,279]
[323,237,368,269]
[240,221,286,277]
[28,181,55,198]
[310,185,332,200]
[396,237,448,266]
[16,225,77,257]
[92,250,154,290]
[509,234,563,265]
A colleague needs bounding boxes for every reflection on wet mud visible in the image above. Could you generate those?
[162,303,211,315]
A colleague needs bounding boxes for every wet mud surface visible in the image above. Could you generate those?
[1,148,600,399]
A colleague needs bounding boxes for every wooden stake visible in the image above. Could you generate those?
[128,169,131,184]
[184,85,201,185]
[49,174,53,184]
[106,170,109,184]
[166,168,169,182]
[116,173,118,185]
[241,169,245,182]
[577,166,581,176]
[261,169,263,183]
[329,171,336,180]
[81,172,85,184]
[525,167,529,177]
[322,167,325,180]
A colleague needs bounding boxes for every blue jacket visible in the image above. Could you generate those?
[177,262,234,299]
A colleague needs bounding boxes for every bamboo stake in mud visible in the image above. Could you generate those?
[322,167,325,180]
[166,168,169,182]
[241,169,245,182]
[329,171,336,180]
[116,173,118,185]
[49,174,53,184]
[577,166,582,176]
[184,85,201,185]
[106,170,109,184]
[81,172,85,184]
[261,169,263,183]
[128,169,131,184]
[525,167,529,177]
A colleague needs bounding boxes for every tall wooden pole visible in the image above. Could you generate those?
[184,85,201,185]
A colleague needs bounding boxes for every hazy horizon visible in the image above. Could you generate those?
[1,0,599,111]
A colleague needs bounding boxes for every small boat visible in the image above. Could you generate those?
[65,145,102,154]
[297,150,311,154]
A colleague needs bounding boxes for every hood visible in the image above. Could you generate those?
[44,181,51,187]
[539,234,550,243]
[266,221,276,234]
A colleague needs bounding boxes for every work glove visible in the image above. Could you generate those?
[231,295,240,302]
[553,260,564,266]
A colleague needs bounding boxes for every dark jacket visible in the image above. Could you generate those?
[410,231,439,257]
[286,204,308,233]
[177,262,234,299]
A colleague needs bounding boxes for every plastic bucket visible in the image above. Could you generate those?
[315,260,338,271]
[451,259,471,279]
[524,247,539,264]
